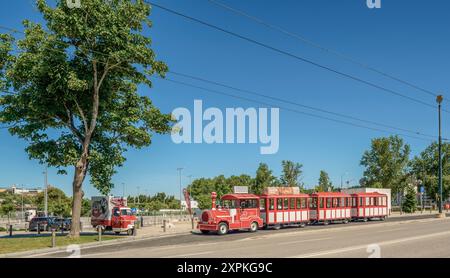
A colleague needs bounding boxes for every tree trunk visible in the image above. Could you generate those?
[69,156,88,238]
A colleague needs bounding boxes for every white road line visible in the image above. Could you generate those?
[162,251,213,258]
[277,237,333,245]
[290,230,450,258]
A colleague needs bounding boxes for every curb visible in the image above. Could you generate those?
[0,229,195,258]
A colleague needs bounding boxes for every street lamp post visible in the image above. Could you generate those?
[43,166,48,217]
[437,95,443,214]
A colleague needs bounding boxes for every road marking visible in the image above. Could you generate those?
[290,230,450,258]
[277,237,332,245]
[372,227,406,233]
[162,251,213,258]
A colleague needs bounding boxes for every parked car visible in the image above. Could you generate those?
[51,218,72,230]
[28,216,57,231]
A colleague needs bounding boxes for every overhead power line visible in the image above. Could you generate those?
[169,71,438,140]
[0,24,442,141]
[163,77,435,142]
[207,0,441,99]
[147,1,439,110]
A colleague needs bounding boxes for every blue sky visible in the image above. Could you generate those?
[0,0,449,198]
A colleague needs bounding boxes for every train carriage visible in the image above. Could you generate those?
[260,193,310,229]
[351,192,388,221]
[309,192,352,224]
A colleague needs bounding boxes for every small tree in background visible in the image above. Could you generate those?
[316,170,332,192]
[402,186,417,213]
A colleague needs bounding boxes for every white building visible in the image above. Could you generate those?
[10,185,43,195]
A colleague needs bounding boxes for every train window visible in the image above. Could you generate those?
[319,198,324,209]
[326,198,332,209]
[310,198,317,209]
[351,197,356,207]
[269,199,275,210]
[359,197,364,206]
[260,199,266,212]
[222,200,237,209]
[301,198,307,209]
[284,198,289,210]
[290,198,296,209]
[366,197,370,206]
[332,198,338,208]
[277,198,283,210]
[296,198,301,209]
[244,199,258,209]
[340,197,346,208]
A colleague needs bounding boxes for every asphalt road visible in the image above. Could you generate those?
[28,213,450,258]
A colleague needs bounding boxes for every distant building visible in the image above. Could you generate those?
[10,185,43,195]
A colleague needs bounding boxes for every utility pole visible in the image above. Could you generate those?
[137,186,140,207]
[21,185,24,221]
[43,166,48,217]
[437,95,444,215]
[177,168,184,218]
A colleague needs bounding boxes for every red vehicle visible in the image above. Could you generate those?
[260,192,310,229]
[197,192,264,235]
[309,192,352,225]
[91,196,136,235]
[198,188,389,235]
[350,192,388,221]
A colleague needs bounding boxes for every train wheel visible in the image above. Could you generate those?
[249,222,258,232]
[343,219,349,224]
[381,216,386,221]
[273,225,281,230]
[217,223,229,235]
[300,223,306,228]
[363,218,368,222]
[323,221,329,226]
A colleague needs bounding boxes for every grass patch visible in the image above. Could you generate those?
[0,234,120,254]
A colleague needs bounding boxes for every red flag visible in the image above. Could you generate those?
[183,188,192,216]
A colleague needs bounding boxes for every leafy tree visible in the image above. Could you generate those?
[280,160,303,188]
[316,170,332,192]
[35,187,72,217]
[409,142,450,202]
[0,0,172,237]
[0,195,16,224]
[253,163,276,194]
[402,186,418,213]
[81,198,91,217]
[360,136,410,190]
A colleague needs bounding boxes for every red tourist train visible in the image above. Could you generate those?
[197,188,388,235]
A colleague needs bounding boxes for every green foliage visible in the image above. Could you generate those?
[35,187,72,217]
[253,163,276,195]
[0,195,15,219]
[409,142,450,201]
[402,186,418,213]
[360,136,410,190]
[189,175,255,209]
[128,192,180,211]
[280,160,303,188]
[316,170,332,192]
[81,198,91,217]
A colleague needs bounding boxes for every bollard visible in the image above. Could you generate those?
[140,216,144,227]
[37,224,41,235]
[51,229,56,248]
[132,227,137,236]
[9,225,13,237]
[97,226,102,242]
[162,219,166,232]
